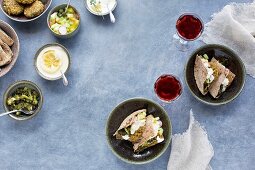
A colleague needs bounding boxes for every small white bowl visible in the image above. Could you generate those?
[34,43,71,81]
[85,0,117,16]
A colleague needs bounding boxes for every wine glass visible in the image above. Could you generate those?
[173,13,204,51]
[154,74,183,106]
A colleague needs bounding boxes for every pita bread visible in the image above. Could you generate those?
[133,115,164,152]
[226,70,235,85]
[0,39,13,57]
[209,58,236,98]
[0,45,12,66]
[0,28,14,46]
[194,55,210,95]
[113,109,146,136]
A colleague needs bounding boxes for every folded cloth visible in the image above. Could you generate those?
[167,110,214,170]
[202,1,255,78]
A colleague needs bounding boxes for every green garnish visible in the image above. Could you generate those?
[203,54,209,60]
[204,82,210,92]
[6,87,39,116]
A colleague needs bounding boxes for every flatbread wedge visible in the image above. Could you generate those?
[209,58,236,98]
[0,45,12,66]
[0,28,14,46]
[133,115,164,152]
[113,109,147,143]
[194,54,215,95]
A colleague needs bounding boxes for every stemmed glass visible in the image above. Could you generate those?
[173,13,204,51]
[154,74,182,106]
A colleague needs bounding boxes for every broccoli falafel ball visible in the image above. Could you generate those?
[24,0,44,18]
[3,0,24,15]
[15,0,36,5]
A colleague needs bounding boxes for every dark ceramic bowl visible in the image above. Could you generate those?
[0,0,52,22]
[185,44,246,106]
[0,20,19,77]
[3,80,43,121]
[47,4,80,39]
[106,98,172,164]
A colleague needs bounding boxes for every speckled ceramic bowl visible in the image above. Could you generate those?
[47,4,80,38]
[0,20,19,77]
[106,98,172,164]
[34,43,71,81]
[85,0,117,16]
[185,44,246,106]
[0,0,52,22]
[3,80,43,121]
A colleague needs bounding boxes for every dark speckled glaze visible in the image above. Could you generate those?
[185,44,246,106]
[106,98,171,164]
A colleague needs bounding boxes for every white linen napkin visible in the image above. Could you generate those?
[202,1,255,78]
[167,110,214,170]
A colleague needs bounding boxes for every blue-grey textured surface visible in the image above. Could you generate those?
[0,0,254,169]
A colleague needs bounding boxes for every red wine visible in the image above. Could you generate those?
[154,75,182,102]
[176,14,203,40]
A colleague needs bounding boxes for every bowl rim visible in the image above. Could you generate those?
[0,0,52,22]
[185,44,246,106]
[3,80,43,121]
[0,20,20,77]
[47,4,80,37]
[84,0,117,16]
[105,97,172,164]
[34,43,71,81]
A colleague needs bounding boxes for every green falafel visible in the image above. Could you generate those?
[24,0,44,18]
[3,0,24,15]
[15,0,36,5]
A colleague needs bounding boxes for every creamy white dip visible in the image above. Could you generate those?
[36,46,69,80]
[87,0,116,15]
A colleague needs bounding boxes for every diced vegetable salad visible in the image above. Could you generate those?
[49,7,80,35]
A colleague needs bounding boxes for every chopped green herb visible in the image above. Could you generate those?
[6,87,39,116]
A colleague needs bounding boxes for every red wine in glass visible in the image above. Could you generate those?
[174,13,203,51]
[176,14,203,40]
[154,74,182,103]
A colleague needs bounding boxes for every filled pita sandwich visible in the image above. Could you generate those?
[194,54,215,95]
[113,109,147,143]
[133,115,164,152]
[114,109,164,152]
[209,58,236,98]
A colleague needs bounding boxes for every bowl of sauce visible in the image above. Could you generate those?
[34,43,71,81]
[85,0,117,16]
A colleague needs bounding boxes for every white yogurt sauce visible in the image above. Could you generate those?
[201,58,215,83]
[87,0,116,15]
[36,46,69,80]
[130,119,146,134]
[122,135,129,140]
[221,78,229,92]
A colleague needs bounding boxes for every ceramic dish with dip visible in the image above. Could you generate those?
[34,43,71,82]
[85,0,117,16]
